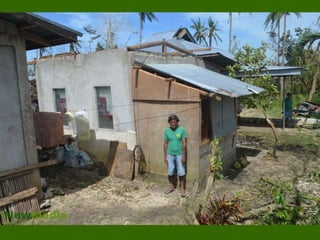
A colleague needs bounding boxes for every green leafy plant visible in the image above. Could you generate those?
[257,178,307,225]
[196,195,243,225]
[207,137,223,179]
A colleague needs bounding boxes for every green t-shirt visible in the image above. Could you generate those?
[164,126,187,155]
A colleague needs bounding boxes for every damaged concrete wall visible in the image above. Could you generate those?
[0,18,38,171]
[36,49,136,165]
[37,49,135,133]
[0,18,41,200]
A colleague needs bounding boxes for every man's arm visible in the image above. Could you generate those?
[164,140,168,164]
[182,138,187,163]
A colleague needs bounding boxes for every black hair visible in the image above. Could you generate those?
[168,114,180,123]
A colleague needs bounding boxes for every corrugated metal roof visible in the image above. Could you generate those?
[138,39,235,65]
[237,66,307,77]
[142,30,177,43]
[194,48,235,61]
[140,39,200,53]
[142,27,196,43]
[264,66,307,76]
[0,12,82,50]
[142,63,264,97]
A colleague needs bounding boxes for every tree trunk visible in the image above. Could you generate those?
[204,173,215,201]
[228,12,232,52]
[307,63,320,101]
[262,110,279,158]
[277,25,280,65]
[280,15,287,100]
[282,14,287,66]
[139,13,143,43]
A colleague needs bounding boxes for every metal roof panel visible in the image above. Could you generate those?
[142,63,264,97]
[0,12,82,50]
[237,65,307,77]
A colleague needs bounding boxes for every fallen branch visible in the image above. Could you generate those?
[240,203,278,220]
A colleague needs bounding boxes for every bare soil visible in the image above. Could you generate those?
[18,123,320,225]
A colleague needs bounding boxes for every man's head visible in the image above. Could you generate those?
[168,114,180,129]
[168,114,180,123]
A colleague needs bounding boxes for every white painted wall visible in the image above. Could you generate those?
[36,49,136,151]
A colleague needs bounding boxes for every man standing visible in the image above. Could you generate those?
[284,92,292,127]
[163,114,187,197]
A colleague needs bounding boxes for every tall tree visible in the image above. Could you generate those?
[267,30,278,64]
[228,43,279,157]
[83,25,101,53]
[139,12,158,43]
[228,13,251,52]
[264,12,283,65]
[298,32,320,101]
[281,13,302,66]
[228,13,233,52]
[264,12,301,99]
[190,18,208,46]
[264,12,301,66]
[69,41,82,54]
[207,17,222,47]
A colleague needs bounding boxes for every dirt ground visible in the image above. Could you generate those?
[17,120,320,225]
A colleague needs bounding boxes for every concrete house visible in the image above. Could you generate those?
[36,28,263,183]
[0,13,81,218]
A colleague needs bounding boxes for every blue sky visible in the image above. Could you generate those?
[27,12,320,60]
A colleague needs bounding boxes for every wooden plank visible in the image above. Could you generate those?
[0,159,57,178]
[0,187,38,208]
[109,149,134,180]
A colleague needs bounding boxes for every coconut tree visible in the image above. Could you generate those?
[264,13,283,65]
[138,12,158,43]
[267,30,278,64]
[83,25,101,53]
[69,41,82,54]
[299,32,320,101]
[264,12,301,100]
[281,13,301,66]
[207,17,222,47]
[190,18,208,46]
[228,13,233,52]
[317,16,320,26]
[228,13,251,52]
[264,12,301,66]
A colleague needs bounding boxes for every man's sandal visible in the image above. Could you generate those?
[164,189,175,194]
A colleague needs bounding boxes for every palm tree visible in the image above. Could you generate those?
[190,18,208,46]
[264,12,283,65]
[83,25,101,53]
[264,12,301,66]
[316,16,320,26]
[228,13,233,52]
[207,17,222,47]
[228,13,251,52]
[69,41,82,54]
[299,32,320,51]
[281,13,301,66]
[299,32,320,101]
[267,30,278,64]
[139,12,158,43]
[265,12,301,100]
